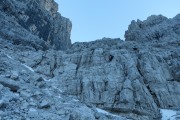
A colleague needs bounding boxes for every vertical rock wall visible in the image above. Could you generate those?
[0,0,72,50]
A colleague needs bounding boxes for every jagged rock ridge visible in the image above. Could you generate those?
[0,1,180,120]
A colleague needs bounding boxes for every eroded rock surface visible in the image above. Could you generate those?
[0,1,180,120]
[0,0,72,50]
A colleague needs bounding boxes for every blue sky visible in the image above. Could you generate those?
[55,0,180,43]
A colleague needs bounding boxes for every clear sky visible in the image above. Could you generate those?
[55,0,180,43]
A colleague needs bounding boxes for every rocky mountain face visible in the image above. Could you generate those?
[0,0,72,50]
[0,1,180,120]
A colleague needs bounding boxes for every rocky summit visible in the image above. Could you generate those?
[0,0,180,120]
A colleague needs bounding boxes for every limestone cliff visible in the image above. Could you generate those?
[0,0,72,50]
[0,1,180,120]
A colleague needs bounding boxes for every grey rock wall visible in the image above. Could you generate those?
[0,1,180,119]
[125,14,180,42]
[0,0,72,50]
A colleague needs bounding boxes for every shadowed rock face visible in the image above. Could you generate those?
[0,1,180,120]
[0,0,72,50]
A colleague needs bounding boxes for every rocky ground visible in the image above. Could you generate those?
[0,0,180,120]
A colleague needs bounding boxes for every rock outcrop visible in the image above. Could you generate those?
[0,0,72,50]
[125,14,180,42]
[0,1,180,120]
